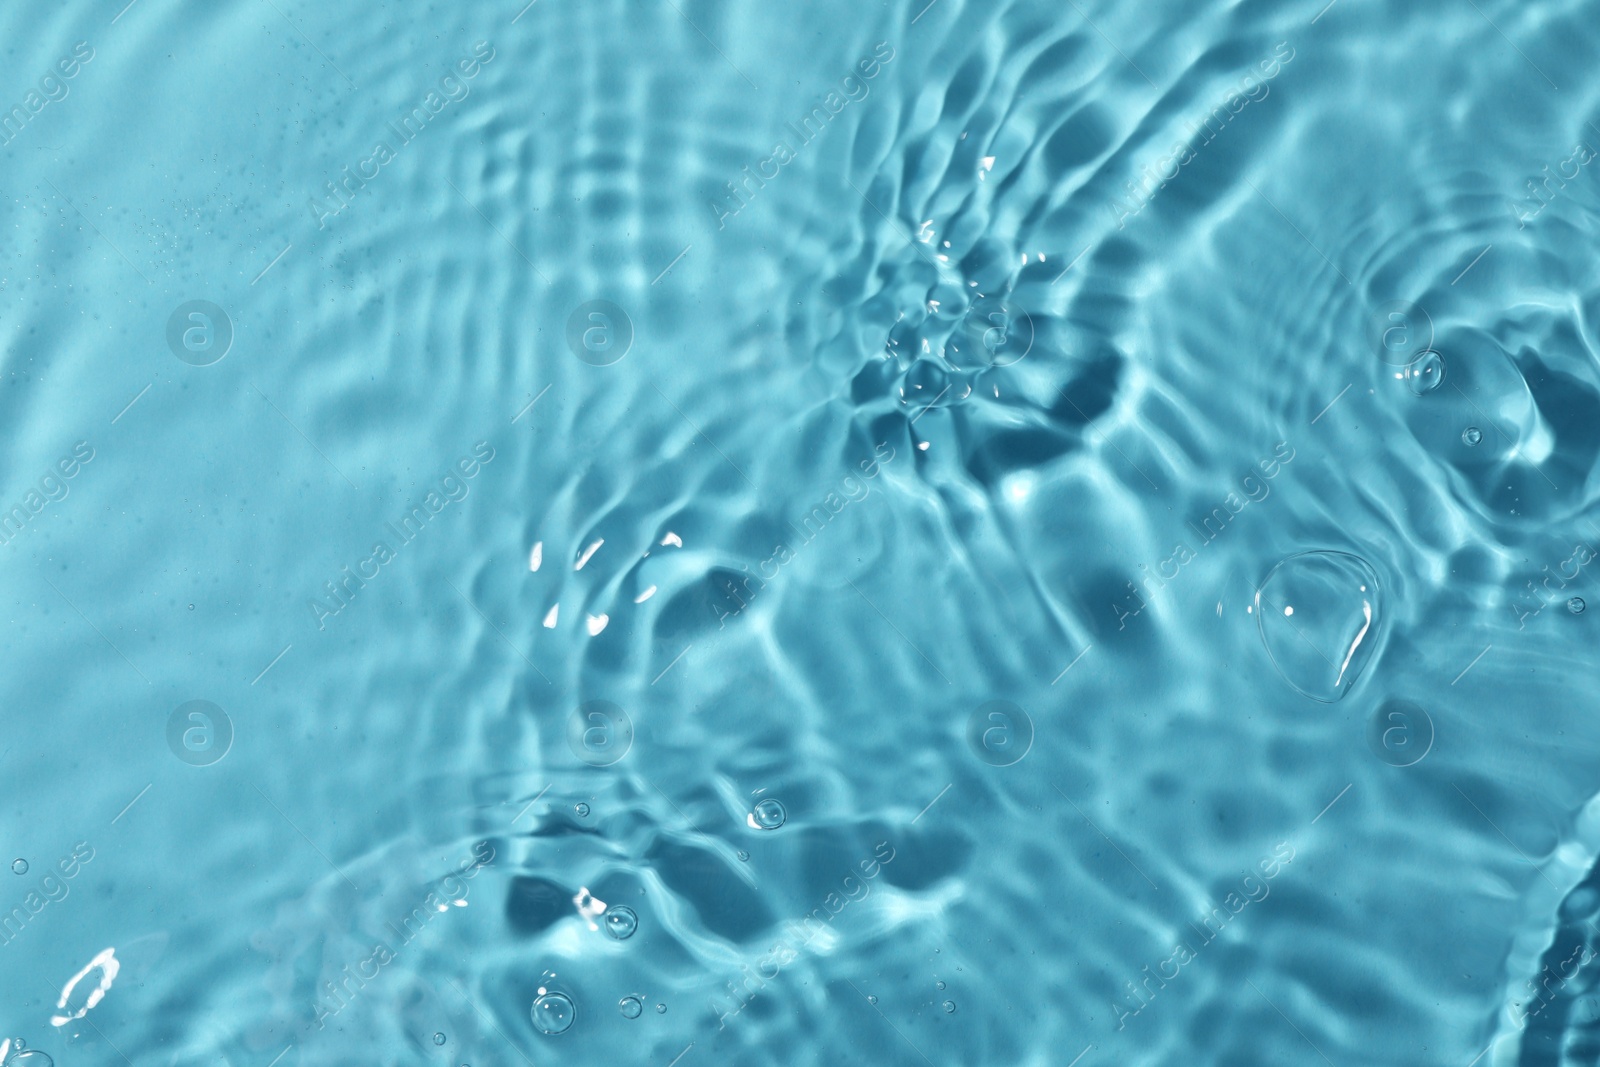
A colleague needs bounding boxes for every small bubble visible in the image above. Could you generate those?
[655,1003,666,1014]
[936,981,945,990]
[433,1032,446,1046]
[531,992,576,1035]
[1570,597,1586,615]
[574,803,590,817]
[603,906,638,940]
[187,604,194,610]
[1403,350,1445,395]
[867,995,878,1005]
[749,798,786,830]
[736,850,750,862]
[619,996,643,1019]
[1462,426,1483,446]
[943,1000,956,1013]
[10,859,26,875]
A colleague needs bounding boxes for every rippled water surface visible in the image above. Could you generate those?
[4,0,1600,1064]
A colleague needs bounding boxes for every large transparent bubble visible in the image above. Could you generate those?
[1255,551,1384,702]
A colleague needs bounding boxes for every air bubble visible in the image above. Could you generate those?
[1255,551,1384,702]
[10,859,25,875]
[936,981,946,990]
[1570,597,1586,615]
[1403,350,1445,395]
[736,850,750,862]
[943,1000,956,1013]
[433,1032,446,1046]
[531,992,575,1035]
[749,798,786,830]
[655,1003,666,1014]
[619,996,643,1019]
[867,995,879,1005]
[574,803,590,817]
[1462,426,1483,446]
[603,906,638,940]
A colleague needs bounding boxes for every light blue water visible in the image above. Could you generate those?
[3,0,1600,1064]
